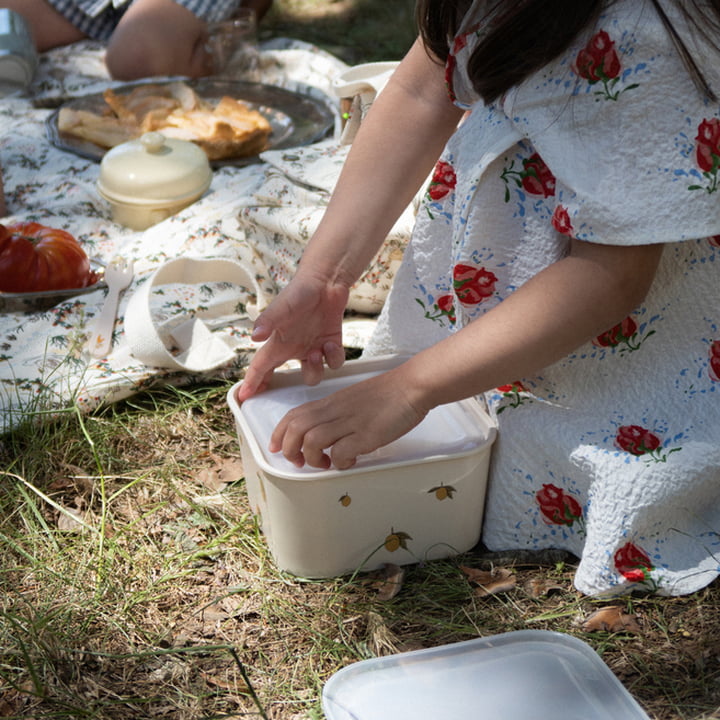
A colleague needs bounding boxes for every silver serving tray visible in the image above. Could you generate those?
[0,259,105,313]
[45,78,336,167]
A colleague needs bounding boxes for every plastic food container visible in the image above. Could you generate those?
[97,131,212,230]
[322,630,651,720]
[0,9,38,95]
[226,355,497,578]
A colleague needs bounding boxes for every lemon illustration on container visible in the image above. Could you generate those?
[384,529,412,552]
[428,484,456,500]
[339,493,352,507]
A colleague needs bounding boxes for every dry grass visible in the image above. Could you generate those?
[1,2,720,719]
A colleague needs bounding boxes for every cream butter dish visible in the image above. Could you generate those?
[97,131,212,230]
[227,355,496,578]
[322,630,651,720]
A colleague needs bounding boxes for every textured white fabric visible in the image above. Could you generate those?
[367,0,720,596]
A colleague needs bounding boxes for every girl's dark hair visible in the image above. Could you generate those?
[416,0,720,102]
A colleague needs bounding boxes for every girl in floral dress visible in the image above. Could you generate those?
[237,0,720,596]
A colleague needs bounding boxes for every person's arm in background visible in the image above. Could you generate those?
[105,0,210,79]
[0,0,272,67]
[236,38,464,397]
[106,0,274,79]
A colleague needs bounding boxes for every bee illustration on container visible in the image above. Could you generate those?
[384,529,412,552]
[428,484,457,500]
[338,493,352,507]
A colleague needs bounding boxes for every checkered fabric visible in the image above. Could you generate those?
[47,0,241,41]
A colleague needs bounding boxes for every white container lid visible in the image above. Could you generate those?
[322,630,650,720]
[97,131,212,205]
[237,364,493,478]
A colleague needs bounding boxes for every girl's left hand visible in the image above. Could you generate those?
[269,367,427,470]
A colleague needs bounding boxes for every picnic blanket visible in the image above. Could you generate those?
[0,38,410,433]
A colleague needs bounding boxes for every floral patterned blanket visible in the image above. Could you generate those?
[0,38,408,433]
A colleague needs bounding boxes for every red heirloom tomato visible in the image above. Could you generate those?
[0,222,94,293]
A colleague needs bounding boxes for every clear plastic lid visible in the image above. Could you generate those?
[322,630,650,720]
[237,366,493,477]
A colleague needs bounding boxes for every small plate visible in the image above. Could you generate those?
[45,78,337,167]
[0,260,106,313]
[323,630,650,720]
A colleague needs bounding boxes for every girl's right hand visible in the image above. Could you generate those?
[236,272,349,402]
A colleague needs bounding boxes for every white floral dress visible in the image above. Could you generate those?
[367,0,720,596]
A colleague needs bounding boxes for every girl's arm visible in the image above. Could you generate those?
[270,238,664,469]
[294,38,464,290]
[237,38,464,398]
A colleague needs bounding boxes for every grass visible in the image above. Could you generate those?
[2,379,720,719]
[1,1,720,719]
[261,0,417,63]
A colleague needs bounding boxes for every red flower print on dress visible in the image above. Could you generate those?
[551,205,573,235]
[522,154,556,197]
[709,340,720,382]
[710,235,720,247]
[695,118,720,172]
[614,542,654,584]
[445,53,457,102]
[536,483,584,528]
[573,30,637,101]
[575,30,621,82]
[501,153,556,201]
[496,381,530,413]
[497,381,527,394]
[453,263,498,305]
[595,316,637,347]
[593,315,653,354]
[614,425,680,463]
[417,293,456,326]
[615,425,660,455]
[428,161,457,200]
[690,118,720,194]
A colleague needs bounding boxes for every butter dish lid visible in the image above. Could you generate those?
[97,131,212,205]
[322,630,651,720]
[233,357,496,478]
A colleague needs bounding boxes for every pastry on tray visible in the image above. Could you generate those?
[57,81,272,160]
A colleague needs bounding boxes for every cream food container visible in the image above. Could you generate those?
[227,355,497,578]
[0,10,38,95]
[97,131,212,231]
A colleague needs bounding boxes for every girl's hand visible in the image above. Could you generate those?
[236,273,349,402]
[270,367,427,470]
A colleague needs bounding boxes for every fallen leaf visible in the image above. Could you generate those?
[216,458,244,484]
[56,505,88,533]
[523,577,567,598]
[195,457,244,491]
[460,565,516,597]
[195,468,224,492]
[368,563,405,601]
[201,670,250,693]
[582,606,641,634]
